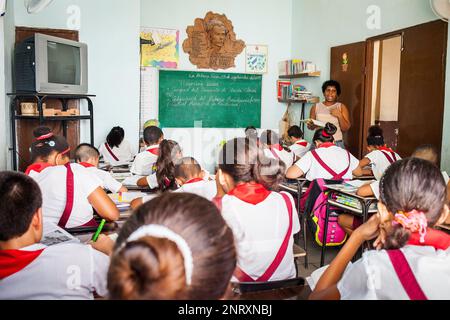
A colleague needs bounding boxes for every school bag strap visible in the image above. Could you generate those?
[104,142,120,161]
[380,150,397,164]
[234,192,293,282]
[311,149,351,180]
[387,249,428,300]
[58,163,75,229]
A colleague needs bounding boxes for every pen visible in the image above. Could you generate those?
[92,219,106,242]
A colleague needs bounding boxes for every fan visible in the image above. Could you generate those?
[24,0,53,14]
[430,0,450,22]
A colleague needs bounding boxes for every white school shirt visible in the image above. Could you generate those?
[264,148,295,171]
[369,180,380,199]
[84,166,123,193]
[337,246,450,300]
[0,243,109,300]
[221,192,300,282]
[365,149,401,180]
[145,167,213,189]
[35,163,103,228]
[98,140,134,166]
[130,145,159,176]
[295,145,359,181]
[289,140,310,158]
[175,179,217,201]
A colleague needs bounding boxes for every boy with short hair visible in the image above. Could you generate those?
[287,125,310,158]
[75,143,127,193]
[174,157,217,201]
[0,172,112,300]
[131,126,164,176]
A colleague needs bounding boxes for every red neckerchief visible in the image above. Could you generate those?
[228,182,271,205]
[147,147,159,156]
[377,146,395,153]
[25,163,52,175]
[407,228,450,250]
[296,140,308,147]
[271,144,283,151]
[185,178,203,185]
[0,249,45,280]
[318,142,335,149]
[78,162,96,168]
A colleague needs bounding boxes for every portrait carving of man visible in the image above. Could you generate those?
[183,12,245,70]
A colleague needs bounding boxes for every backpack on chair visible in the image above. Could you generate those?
[304,179,348,247]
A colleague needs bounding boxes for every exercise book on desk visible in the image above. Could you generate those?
[41,221,80,246]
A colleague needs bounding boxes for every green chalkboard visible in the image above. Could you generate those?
[159,70,262,128]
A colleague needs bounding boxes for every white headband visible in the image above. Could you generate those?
[123,224,193,286]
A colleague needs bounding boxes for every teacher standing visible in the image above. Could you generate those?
[307,80,351,149]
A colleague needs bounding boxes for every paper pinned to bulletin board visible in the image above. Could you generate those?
[140,27,179,68]
[246,45,268,74]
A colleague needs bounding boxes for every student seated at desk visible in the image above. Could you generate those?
[25,127,62,178]
[136,139,182,191]
[0,172,111,300]
[174,157,217,201]
[310,158,450,300]
[353,126,401,180]
[411,144,450,224]
[33,135,119,229]
[98,126,134,166]
[260,130,295,170]
[286,123,359,181]
[287,125,310,158]
[75,143,128,193]
[130,126,163,176]
[340,125,400,234]
[216,137,300,282]
[107,192,236,299]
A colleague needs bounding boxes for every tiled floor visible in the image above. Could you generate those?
[294,231,342,278]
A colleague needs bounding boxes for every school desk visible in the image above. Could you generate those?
[279,178,310,268]
[320,184,378,267]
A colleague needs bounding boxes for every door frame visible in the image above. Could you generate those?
[363,31,403,154]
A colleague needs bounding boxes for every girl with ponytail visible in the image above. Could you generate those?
[310,158,450,300]
[26,127,70,178]
[137,139,182,191]
[216,137,300,282]
[260,130,295,171]
[286,123,359,181]
[107,192,236,300]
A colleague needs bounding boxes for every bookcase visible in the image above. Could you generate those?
[277,71,321,132]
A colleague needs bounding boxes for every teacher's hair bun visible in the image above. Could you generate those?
[324,123,337,136]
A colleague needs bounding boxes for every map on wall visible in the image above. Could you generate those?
[140,27,179,68]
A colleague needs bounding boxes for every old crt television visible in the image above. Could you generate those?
[15,33,88,94]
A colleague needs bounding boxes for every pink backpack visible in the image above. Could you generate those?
[301,149,351,247]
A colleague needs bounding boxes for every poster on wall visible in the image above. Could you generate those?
[245,45,268,74]
[140,27,179,68]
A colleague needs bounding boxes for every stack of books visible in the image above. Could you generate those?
[278,59,316,76]
[277,80,292,100]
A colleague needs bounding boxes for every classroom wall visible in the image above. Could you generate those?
[0,0,15,170]
[141,0,293,172]
[291,0,439,142]
[13,0,141,154]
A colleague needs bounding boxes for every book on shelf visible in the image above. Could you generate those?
[278,59,317,76]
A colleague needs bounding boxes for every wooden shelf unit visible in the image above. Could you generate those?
[278,71,321,79]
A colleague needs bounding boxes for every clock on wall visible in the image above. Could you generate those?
[24,0,54,14]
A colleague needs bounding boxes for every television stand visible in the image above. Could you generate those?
[7,92,96,171]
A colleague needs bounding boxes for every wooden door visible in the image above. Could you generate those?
[397,20,447,161]
[330,42,366,159]
[15,27,80,171]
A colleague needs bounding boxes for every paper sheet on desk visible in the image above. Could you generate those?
[345,180,375,188]
[122,175,144,186]
[41,221,80,246]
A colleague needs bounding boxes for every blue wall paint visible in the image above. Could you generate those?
[14,0,141,153]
